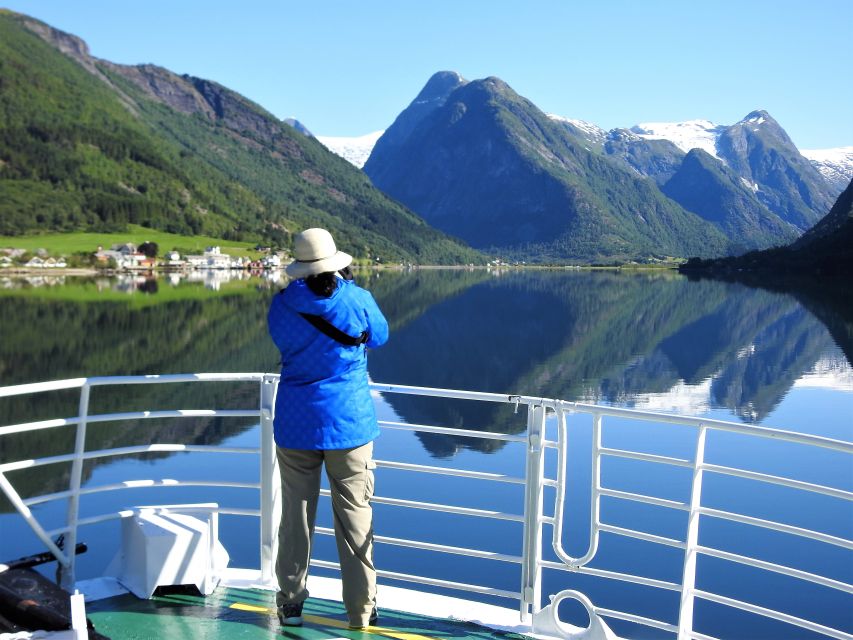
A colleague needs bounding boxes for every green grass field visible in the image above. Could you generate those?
[0,225,264,259]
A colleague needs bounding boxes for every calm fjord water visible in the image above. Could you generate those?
[0,269,850,638]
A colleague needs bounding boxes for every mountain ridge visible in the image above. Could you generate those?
[318,83,846,259]
[364,72,731,263]
[0,12,482,264]
[364,72,847,261]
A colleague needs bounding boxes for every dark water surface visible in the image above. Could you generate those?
[0,269,850,638]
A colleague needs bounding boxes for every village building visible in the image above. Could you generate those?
[207,252,231,269]
[111,243,137,255]
[262,254,282,269]
[94,248,151,270]
[164,250,184,268]
[185,246,233,269]
[184,254,208,269]
[95,249,124,266]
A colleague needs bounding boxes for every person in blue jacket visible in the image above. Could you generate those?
[268,228,388,630]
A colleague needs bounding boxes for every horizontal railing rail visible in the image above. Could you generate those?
[1,375,850,640]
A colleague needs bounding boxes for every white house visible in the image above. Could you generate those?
[165,251,183,267]
[262,254,282,269]
[208,253,231,269]
[185,255,208,268]
[185,247,232,269]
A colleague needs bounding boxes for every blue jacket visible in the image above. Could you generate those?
[268,277,389,449]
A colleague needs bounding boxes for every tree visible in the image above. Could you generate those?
[138,241,159,258]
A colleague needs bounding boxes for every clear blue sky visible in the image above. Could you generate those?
[4,0,851,148]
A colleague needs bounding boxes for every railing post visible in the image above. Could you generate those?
[520,404,547,621]
[259,375,279,586]
[550,410,603,569]
[678,424,707,639]
[60,382,91,590]
[586,413,603,565]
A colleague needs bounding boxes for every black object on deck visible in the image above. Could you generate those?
[0,561,109,638]
[4,542,88,571]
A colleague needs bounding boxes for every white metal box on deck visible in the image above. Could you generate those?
[107,505,229,599]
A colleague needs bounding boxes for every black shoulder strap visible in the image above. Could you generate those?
[299,312,369,346]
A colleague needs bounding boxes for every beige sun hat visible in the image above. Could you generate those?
[286,228,353,279]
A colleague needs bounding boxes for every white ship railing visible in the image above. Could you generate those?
[0,374,851,639]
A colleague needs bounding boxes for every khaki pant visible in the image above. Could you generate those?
[276,442,377,626]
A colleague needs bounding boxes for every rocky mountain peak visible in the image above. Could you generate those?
[364,71,468,174]
[716,110,832,229]
[740,109,773,123]
[730,109,789,143]
[414,70,467,105]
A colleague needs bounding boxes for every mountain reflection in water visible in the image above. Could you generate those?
[0,269,850,489]
[366,271,851,456]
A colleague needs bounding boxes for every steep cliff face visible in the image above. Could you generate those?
[19,15,141,115]
[102,63,218,117]
[20,15,98,73]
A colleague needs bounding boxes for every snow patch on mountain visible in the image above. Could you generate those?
[800,146,853,187]
[317,130,385,168]
[629,120,725,158]
[547,114,607,145]
[740,177,760,193]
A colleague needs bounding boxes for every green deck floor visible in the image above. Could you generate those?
[86,587,530,640]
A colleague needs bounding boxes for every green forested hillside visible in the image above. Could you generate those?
[680,179,853,278]
[0,11,481,264]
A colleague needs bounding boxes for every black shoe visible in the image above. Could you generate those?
[349,607,378,629]
[278,602,304,626]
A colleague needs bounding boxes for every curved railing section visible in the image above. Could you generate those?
[0,375,851,640]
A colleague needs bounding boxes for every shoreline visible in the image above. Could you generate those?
[1,262,683,277]
[2,267,99,276]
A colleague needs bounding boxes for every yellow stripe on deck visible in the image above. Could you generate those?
[231,603,270,613]
[229,603,440,640]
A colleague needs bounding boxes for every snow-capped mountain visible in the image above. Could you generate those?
[800,147,853,193]
[318,113,852,198]
[317,130,384,168]
[628,119,853,194]
[629,119,726,158]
